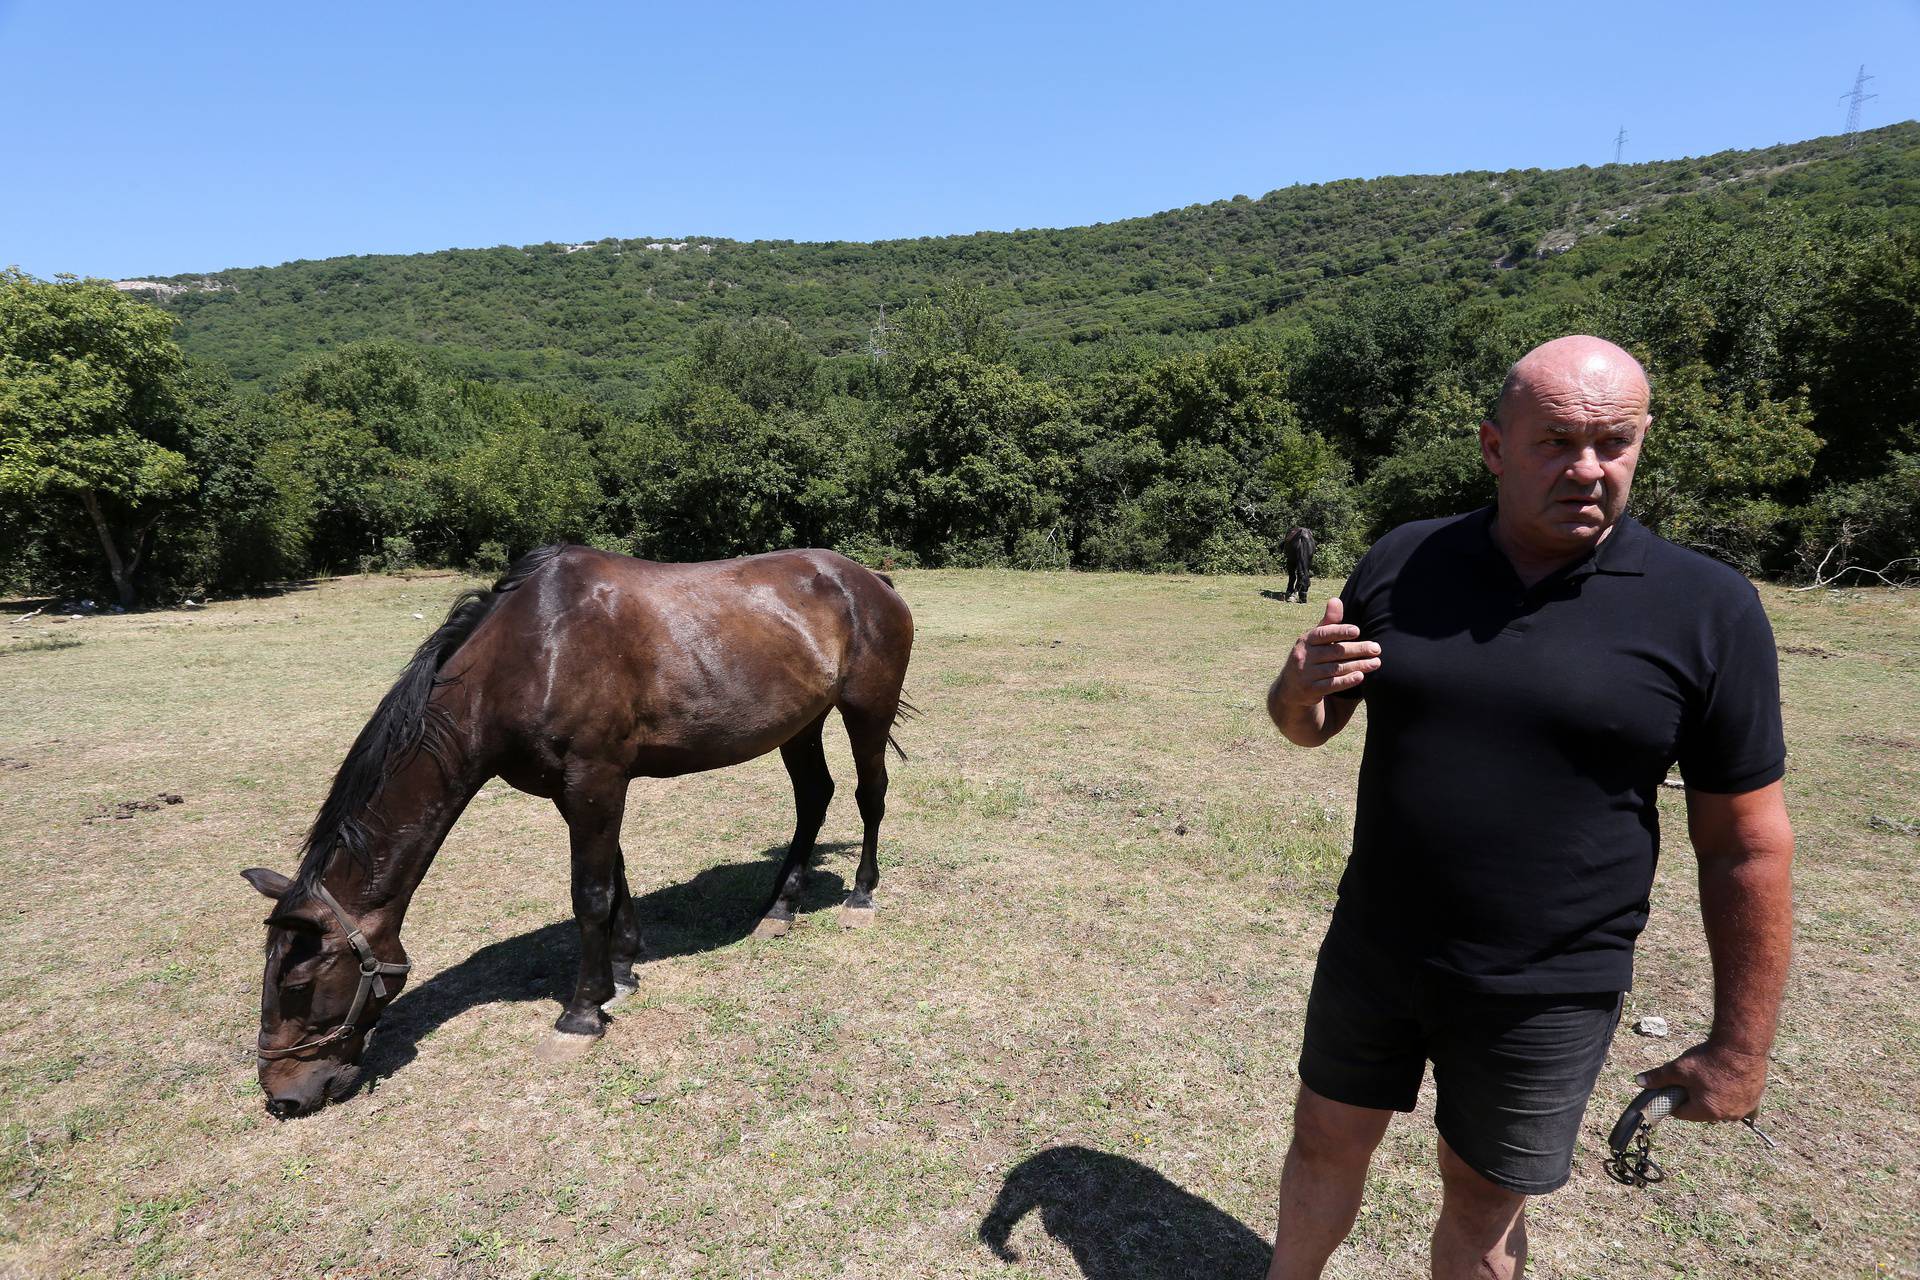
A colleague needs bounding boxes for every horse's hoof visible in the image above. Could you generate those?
[752,915,791,939]
[535,1030,600,1064]
[602,982,638,1012]
[838,904,877,929]
[554,1008,608,1038]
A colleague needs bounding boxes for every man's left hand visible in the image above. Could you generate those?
[1636,1040,1770,1122]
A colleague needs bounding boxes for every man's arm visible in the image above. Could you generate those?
[1639,780,1794,1122]
[1267,597,1380,748]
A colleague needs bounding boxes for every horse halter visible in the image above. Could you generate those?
[256,882,410,1061]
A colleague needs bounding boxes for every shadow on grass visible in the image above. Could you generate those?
[1,579,329,617]
[359,842,853,1086]
[1257,589,1303,604]
[980,1145,1272,1279]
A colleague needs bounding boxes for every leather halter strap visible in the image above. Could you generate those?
[256,883,410,1061]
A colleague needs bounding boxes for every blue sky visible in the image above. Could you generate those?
[3,0,1915,280]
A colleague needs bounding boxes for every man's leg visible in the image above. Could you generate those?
[1266,1085,1392,1280]
[1425,989,1621,1279]
[1432,1136,1527,1279]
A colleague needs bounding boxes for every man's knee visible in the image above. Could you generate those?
[1289,1086,1390,1168]
[1436,1137,1527,1222]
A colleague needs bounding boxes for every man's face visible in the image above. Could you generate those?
[1479,397,1648,558]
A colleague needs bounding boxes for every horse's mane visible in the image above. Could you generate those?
[292,544,570,893]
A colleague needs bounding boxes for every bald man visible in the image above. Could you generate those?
[1264,337,1793,1279]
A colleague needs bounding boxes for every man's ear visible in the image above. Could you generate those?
[242,867,294,900]
[1479,419,1505,477]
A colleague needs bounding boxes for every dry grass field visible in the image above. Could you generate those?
[1,567,1915,1279]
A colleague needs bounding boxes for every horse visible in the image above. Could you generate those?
[241,544,914,1118]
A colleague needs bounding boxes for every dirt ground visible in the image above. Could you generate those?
[1,568,1915,1279]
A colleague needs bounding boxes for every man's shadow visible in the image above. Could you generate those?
[359,843,852,1085]
[980,1145,1272,1279]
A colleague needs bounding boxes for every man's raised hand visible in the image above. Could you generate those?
[1276,597,1381,707]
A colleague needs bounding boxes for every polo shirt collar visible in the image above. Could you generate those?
[1475,505,1651,581]
[1590,513,1651,575]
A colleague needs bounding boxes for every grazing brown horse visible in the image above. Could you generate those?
[242,545,914,1118]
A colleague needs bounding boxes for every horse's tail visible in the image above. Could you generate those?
[296,544,569,884]
[886,694,920,761]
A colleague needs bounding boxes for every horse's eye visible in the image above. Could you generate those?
[283,958,324,987]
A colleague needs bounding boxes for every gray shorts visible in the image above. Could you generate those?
[1298,918,1623,1195]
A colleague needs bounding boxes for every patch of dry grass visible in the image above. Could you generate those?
[0,570,1914,1278]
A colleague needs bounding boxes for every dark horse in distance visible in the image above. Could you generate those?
[241,545,914,1117]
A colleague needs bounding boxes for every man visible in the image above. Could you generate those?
[1263,336,1793,1279]
[1284,526,1316,603]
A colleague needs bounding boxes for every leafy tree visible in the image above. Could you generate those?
[435,421,599,566]
[1360,379,1495,535]
[286,339,450,456]
[0,271,194,606]
[1630,362,1821,571]
[1076,342,1359,572]
[1600,211,1834,405]
[681,318,823,414]
[884,355,1081,564]
[152,363,309,592]
[1293,288,1472,466]
[1801,232,1920,483]
[884,285,1014,375]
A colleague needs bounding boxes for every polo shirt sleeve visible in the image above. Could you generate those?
[1675,585,1787,794]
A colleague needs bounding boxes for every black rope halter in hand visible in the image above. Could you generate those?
[1605,1085,1687,1186]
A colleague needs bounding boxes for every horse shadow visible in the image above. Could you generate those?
[979,1145,1272,1280]
[358,842,853,1085]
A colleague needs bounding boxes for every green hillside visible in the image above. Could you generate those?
[12,123,1916,607]
[130,124,1920,402]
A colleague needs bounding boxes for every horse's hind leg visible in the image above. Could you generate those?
[609,848,642,996]
[756,713,834,938]
[839,712,892,928]
[554,767,630,1036]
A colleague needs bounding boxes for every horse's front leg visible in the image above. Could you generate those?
[555,770,630,1036]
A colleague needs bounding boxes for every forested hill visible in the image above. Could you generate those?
[130,123,1920,401]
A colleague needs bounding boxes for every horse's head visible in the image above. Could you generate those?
[242,867,409,1118]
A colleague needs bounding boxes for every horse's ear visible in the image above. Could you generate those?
[241,867,294,900]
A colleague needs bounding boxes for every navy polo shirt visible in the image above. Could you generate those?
[1328,506,1785,995]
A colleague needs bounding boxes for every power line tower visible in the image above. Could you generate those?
[1839,65,1877,148]
[1613,126,1628,165]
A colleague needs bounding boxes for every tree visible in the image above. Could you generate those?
[150,363,310,593]
[1802,232,1920,483]
[681,318,823,414]
[435,420,600,566]
[1630,362,1821,572]
[0,271,194,607]
[1360,379,1495,536]
[1293,288,1472,468]
[884,355,1081,564]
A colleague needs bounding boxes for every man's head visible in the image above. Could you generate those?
[1480,336,1651,561]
